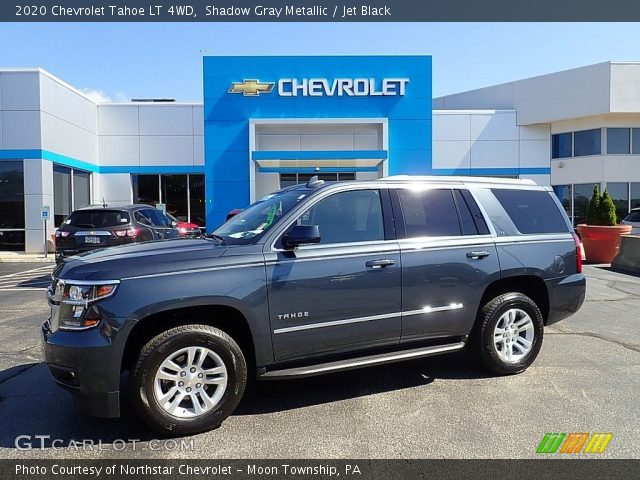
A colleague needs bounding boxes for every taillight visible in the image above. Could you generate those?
[114,228,140,238]
[572,232,583,274]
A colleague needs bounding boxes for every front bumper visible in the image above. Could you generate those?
[546,273,587,325]
[41,318,128,418]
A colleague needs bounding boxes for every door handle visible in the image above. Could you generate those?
[466,251,490,260]
[366,259,395,269]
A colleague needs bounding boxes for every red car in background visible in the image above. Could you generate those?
[166,213,203,238]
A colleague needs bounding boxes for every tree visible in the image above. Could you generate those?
[600,190,618,226]
[586,185,618,226]
[586,185,601,225]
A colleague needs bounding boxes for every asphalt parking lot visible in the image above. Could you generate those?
[0,263,638,459]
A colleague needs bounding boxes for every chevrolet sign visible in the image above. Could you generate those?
[228,78,409,97]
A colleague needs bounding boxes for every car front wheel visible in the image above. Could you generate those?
[130,324,247,435]
[473,292,544,375]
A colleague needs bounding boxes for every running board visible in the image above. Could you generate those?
[260,341,466,380]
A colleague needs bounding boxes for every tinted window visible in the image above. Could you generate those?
[398,189,461,237]
[491,189,569,234]
[607,128,630,154]
[453,190,478,235]
[297,190,384,245]
[144,209,168,227]
[66,210,130,228]
[456,189,490,235]
[135,211,152,226]
[573,129,601,157]
[552,133,572,159]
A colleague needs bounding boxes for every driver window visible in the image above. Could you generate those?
[297,190,384,245]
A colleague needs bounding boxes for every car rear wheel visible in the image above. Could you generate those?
[130,324,247,435]
[473,292,544,375]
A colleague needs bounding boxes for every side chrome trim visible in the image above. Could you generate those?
[55,279,120,286]
[261,341,467,379]
[273,303,464,334]
[274,311,399,334]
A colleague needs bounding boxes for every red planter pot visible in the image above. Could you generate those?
[576,224,633,264]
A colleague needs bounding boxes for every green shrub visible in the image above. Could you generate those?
[586,185,618,226]
[586,185,601,225]
[600,190,618,226]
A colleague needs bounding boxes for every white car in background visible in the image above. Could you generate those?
[621,208,640,235]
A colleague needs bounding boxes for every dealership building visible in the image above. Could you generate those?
[1,56,640,252]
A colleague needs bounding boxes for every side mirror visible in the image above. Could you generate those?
[171,221,178,228]
[283,225,321,249]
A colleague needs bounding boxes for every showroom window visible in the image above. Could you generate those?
[551,133,572,159]
[132,174,205,226]
[632,183,640,210]
[279,172,355,188]
[607,128,631,154]
[573,183,599,226]
[573,129,601,157]
[553,185,572,220]
[605,183,629,223]
[0,161,25,251]
[53,165,92,226]
[632,129,640,155]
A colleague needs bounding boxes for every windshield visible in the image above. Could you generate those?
[65,210,130,228]
[213,190,309,245]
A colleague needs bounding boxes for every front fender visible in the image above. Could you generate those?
[95,263,273,366]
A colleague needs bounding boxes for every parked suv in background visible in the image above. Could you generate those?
[55,204,180,263]
[43,176,585,434]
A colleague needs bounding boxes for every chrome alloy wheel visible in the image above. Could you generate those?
[153,346,228,418]
[493,308,535,363]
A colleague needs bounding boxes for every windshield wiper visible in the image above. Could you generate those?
[209,233,226,245]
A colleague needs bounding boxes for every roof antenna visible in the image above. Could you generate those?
[306,175,325,187]
[102,197,107,208]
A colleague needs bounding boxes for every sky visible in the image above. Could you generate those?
[1,22,640,102]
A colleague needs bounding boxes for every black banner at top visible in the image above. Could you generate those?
[2,0,640,22]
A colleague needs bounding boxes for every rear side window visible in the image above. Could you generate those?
[65,210,129,228]
[142,208,170,227]
[397,189,461,237]
[491,189,569,234]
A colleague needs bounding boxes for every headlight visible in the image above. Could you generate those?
[59,281,119,331]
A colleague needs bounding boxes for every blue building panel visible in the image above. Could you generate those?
[203,55,432,228]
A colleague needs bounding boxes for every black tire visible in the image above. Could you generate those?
[473,292,544,375]
[130,324,247,435]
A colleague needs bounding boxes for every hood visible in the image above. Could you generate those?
[55,238,227,281]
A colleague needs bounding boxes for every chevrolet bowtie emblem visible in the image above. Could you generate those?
[228,79,275,96]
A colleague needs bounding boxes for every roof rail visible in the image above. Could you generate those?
[381,175,536,185]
